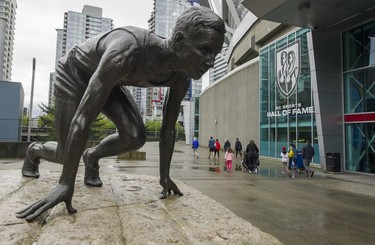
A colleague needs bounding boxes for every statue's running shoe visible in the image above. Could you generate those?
[21,142,40,178]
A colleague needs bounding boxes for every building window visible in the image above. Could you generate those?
[344,67,375,113]
[343,19,375,71]
[345,123,375,173]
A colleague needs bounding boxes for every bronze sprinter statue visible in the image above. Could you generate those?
[17,6,225,221]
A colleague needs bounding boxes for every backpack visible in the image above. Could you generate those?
[288,149,295,158]
[215,142,221,151]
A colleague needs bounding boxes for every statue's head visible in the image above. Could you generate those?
[172,6,225,40]
[171,7,226,79]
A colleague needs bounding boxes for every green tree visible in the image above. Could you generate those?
[145,120,162,133]
[144,120,185,140]
[101,116,116,130]
[37,103,117,141]
[38,103,56,140]
[89,115,111,140]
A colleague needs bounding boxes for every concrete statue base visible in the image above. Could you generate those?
[1,169,281,244]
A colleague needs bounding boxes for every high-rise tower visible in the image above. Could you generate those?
[56,5,113,60]
[0,0,17,81]
[146,0,204,142]
[48,5,113,106]
[146,0,203,121]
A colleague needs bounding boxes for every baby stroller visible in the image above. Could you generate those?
[250,157,260,174]
[241,152,251,172]
[246,151,260,174]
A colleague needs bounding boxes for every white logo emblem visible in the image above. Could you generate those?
[276,40,300,98]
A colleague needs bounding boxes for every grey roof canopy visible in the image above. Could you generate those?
[241,0,375,29]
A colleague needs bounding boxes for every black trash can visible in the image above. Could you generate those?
[326,152,340,172]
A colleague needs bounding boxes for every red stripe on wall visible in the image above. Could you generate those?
[344,113,375,123]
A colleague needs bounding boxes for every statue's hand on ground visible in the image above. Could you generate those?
[159,177,183,199]
[16,183,77,222]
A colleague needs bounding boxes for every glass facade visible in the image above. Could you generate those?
[155,0,186,38]
[343,20,375,174]
[259,28,320,163]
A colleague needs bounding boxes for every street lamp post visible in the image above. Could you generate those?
[27,58,36,142]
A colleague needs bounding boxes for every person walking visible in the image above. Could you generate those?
[223,139,231,153]
[234,138,242,158]
[246,140,259,173]
[301,139,315,177]
[214,139,221,159]
[192,137,199,160]
[225,147,234,173]
[288,143,297,177]
[280,146,289,173]
[208,136,215,159]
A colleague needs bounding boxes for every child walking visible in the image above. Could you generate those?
[225,147,234,173]
[280,146,289,173]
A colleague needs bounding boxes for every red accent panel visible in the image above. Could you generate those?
[344,113,375,123]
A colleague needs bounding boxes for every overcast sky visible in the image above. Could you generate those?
[12,0,154,117]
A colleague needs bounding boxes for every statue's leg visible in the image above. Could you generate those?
[84,86,146,187]
[22,141,58,178]
[22,97,78,178]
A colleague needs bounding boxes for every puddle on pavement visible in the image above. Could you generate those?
[208,166,221,172]
[149,204,158,208]
[111,165,200,171]
[125,185,142,191]
[1,161,14,164]
[112,165,223,173]
[110,165,321,179]
[255,169,322,179]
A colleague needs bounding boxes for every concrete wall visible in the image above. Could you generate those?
[227,18,294,71]
[0,140,110,158]
[199,58,259,149]
[0,142,30,158]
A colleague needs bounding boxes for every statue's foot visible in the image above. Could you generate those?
[83,150,103,187]
[22,142,40,178]
[84,176,103,187]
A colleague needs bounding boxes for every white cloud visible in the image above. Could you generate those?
[12,0,153,117]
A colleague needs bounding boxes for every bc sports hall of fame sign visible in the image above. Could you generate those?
[275,39,301,98]
[267,39,314,118]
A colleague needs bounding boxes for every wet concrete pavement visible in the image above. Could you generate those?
[1,141,375,244]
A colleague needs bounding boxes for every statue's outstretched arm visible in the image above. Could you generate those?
[159,76,190,199]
